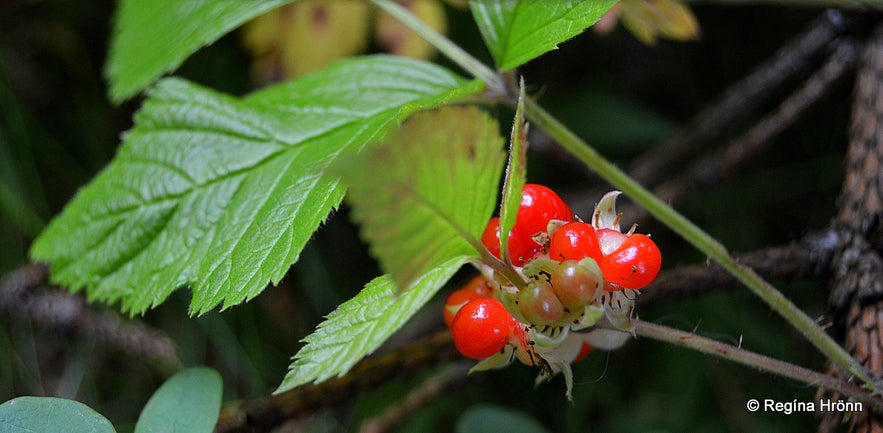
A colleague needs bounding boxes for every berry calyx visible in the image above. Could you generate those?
[443,276,493,328]
[451,298,516,359]
[514,184,574,238]
[548,222,603,262]
[595,228,627,255]
[600,234,662,290]
[481,217,542,266]
[550,259,602,311]
[518,280,565,326]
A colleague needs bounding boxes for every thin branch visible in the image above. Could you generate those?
[0,263,179,368]
[629,10,849,186]
[215,330,457,433]
[633,320,883,412]
[639,230,839,306]
[369,0,505,96]
[357,362,470,433]
[635,38,858,222]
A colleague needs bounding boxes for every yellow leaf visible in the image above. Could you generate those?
[242,1,370,82]
[618,0,700,46]
[376,0,448,59]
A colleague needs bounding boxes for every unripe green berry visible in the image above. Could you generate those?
[550,259,602,311]
[519,280,564,326]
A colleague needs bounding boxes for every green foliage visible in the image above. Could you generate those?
[455,404,551,433]
[277,257,466,393]
[0,396,116,433]
[341,106,505,290]
[469,0,618,71]
[135,367,222,433]
[30,56,482,315]
[106,0,293,102]
[498,80,528,264]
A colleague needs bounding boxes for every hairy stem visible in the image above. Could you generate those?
[370,0,504,95]
[634,320,883,412]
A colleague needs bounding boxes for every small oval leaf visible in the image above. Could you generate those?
[0,396,116,433]
[135,367,222,433]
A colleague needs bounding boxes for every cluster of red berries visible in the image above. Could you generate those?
[444,184,662,364]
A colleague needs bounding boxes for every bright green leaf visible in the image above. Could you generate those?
[106,0,293,102]
[31,55,482,315]
[470,0,618,71]
[277,256,466,392]
[498,79,528,264]
[340,106,505,290]
[0,396,116,433]
[135,367,222,433]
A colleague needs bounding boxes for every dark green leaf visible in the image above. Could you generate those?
[455,404,551,433]
[0,396,116,433]
[277,256,466,392]
[135,367,222,433]
[340,106,505,290]
[106,0,293,102]
[470,0,618,71]
[31,55,482,315]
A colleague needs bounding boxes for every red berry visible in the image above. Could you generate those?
[481,217,542,266]
[600,234,661,289]
[513,184,574,238]
[548,222,603,262]
[443,276,492,328]
[550,259,601,311]
[518,280,564,326]
[451,298,515,359]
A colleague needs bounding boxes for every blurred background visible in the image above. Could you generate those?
[0,1,864,432]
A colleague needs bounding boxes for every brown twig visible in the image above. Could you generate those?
[819,20,883,433]
[629,10,849,186]
[642,38,858,221]
[214,330,458,433]
[639,230,839,306]
[0,263,179,368]
[357,362,470,433]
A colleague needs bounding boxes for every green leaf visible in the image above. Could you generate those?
[31,55,483,315]
[340,106,506,290]
[470,0,618,71]
[277,256,466,392]
[135,367,222,433]
[455,404,551,433]
[0,396,116,433]
[106,0,293,102]
[498,79,528,264]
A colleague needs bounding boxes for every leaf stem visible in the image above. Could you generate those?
[633,319,883,412]
[521,96,873,388]
[369,0,505,96]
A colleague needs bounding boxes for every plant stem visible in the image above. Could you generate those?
[633,320,883,412]
[521,97,873,388]
[370,0,505,96]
